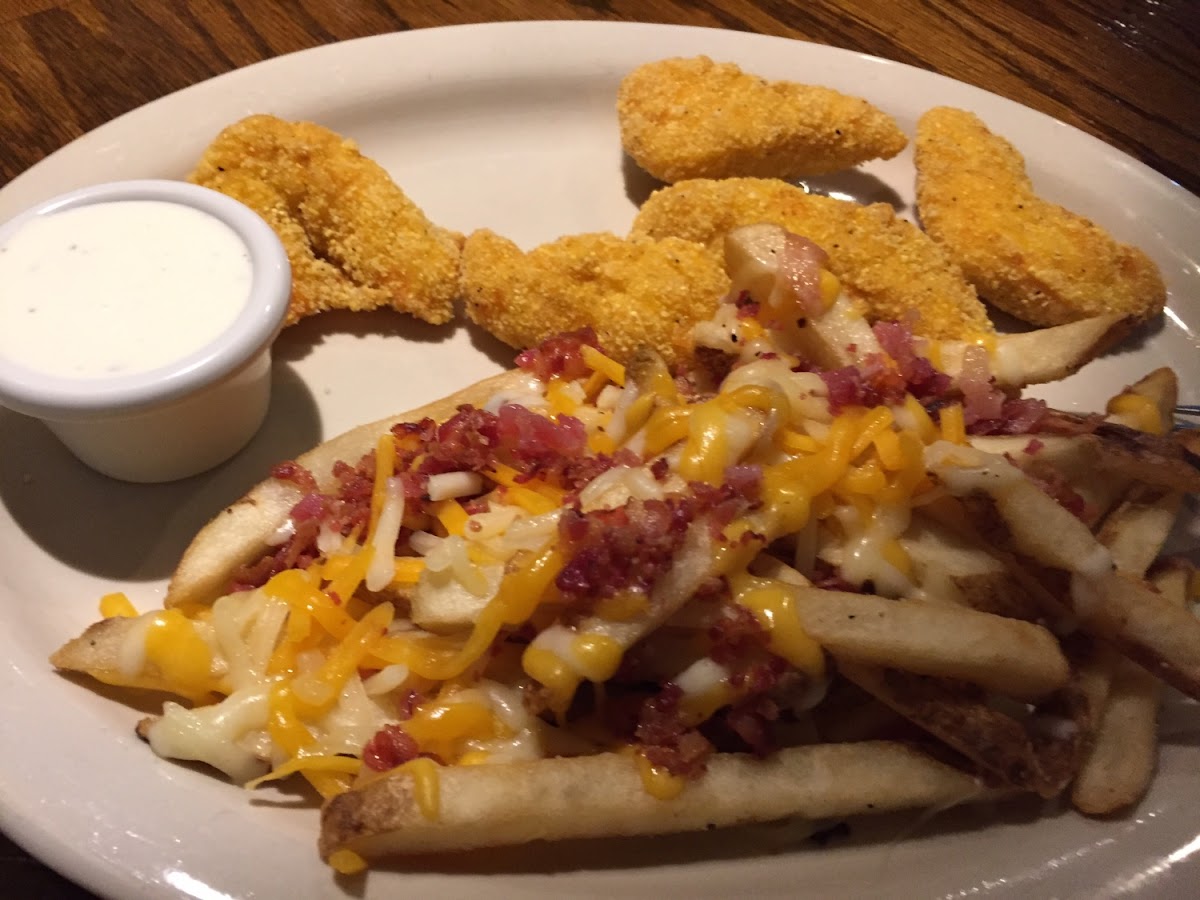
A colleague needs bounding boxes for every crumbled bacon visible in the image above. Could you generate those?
[394,689,423,721]
[1017,460,1091,520]
[515,327,601,381]
[722,694,781,758]
[1024,438,1045,455]
[228,516,322,592]
[635,683,714,778]
[496,404,586,467]
[729,292,758,321]
[270,460,318,493]
[780,233,829,318]
[708,605,769,667]
[556,498,694,605]
[362,724,419,772]
[688,466,763,534]
[416,405,500,476]
[967,398,1050,435]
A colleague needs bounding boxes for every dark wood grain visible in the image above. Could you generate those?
[1,1,1197,897]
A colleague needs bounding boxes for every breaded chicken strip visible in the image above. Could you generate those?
[617,56,907,183]
[915,107,1166,327]
[190,115,460,326]
[631,178,994,340]
[461,230,730,367]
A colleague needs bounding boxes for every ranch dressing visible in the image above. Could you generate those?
[0,200,252,379]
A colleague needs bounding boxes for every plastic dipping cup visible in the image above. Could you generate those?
[0,179,291,482]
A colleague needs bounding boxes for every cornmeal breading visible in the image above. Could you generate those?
[631,177,994,340]
[915,107,1166,327]
[460,230,730,367]
[190,115,460,326]
[617,56,908,183]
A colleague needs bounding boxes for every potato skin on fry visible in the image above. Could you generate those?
[631,177,994,340]
[320,743,986,859]
[617,56,907,183]
[915,107,1166,326]
[461,229,730,367]
[190,114,460,326]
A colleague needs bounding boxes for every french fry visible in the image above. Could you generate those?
[1071,564,1191,815]
[1097,487,1181,578]
[926,442,1200,700]
[901,513,1044,619]
[789,586,1068,700]
[935,314,1132,389]
[51,614,214,703]
[1103,367,1177,433]
[319,742,988,859]
[167,370,526,609]
[838,662,1087,798]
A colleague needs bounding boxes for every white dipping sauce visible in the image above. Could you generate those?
[0,200,252,379]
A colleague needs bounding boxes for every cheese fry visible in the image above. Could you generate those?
[320,742,987,859]
[790,586,1069,700]
[1072,565,1191,815]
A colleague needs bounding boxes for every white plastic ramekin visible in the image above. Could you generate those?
[0,180,291,482]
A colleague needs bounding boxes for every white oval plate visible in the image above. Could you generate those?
[1,20,1198,900]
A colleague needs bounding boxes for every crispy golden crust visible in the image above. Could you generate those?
[617,56,907,183]
[460,230,730,367]
[631,177,994,340]
[914,107,1166,326]
[189,114,460,326]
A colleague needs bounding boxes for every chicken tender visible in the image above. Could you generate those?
[617,56,908,183]
[915,107,1166,327]
[631,177,994,340]
[190,115,460,326]
[461,230,730,367]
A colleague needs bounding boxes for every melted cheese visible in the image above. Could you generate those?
[731,577,825,677]
[146,686,271,784]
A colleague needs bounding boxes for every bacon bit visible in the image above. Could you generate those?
[722,694,781,758]
[780,233,829,318]
[650,457,670,481]
[270,460,318,492]
[362,724,419,772]
[957,346,1006,426]
[515,327,602,382]
[1021,464,1091,520]
[228,517,322,592]
[734,291,761,320]
[416,405,500,476]
[819,367,877,414]
[689,466,763,534]
[556,498,694,605]
[968,398,1050,436]
[394,689,423,721]
[1024,438,1045,455]
[709,605,769,667]
[496,404,586,466]
[635,683,714,779]
[873,321,954,400]
[810,560,863,594]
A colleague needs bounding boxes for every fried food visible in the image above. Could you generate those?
[190,114,460,326]
[52,222,1200,871]
[914,107,1166,326]
[617,56,907,183]
[631,177,994,340]
[319,743,987,859]
[460,229,730,367]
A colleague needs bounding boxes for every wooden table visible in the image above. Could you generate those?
[0,1,1196,897]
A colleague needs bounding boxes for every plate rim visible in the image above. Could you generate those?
[1,18,1197,900]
